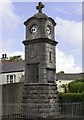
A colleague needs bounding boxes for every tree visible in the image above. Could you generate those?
[9,55,22,61]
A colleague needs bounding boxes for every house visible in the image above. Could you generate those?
[0,55,25,84]
[56,72,84,92]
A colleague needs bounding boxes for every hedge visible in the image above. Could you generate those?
[58,92,84,102]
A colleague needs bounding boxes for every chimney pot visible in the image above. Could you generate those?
[5,54,7,58]
[2,54,4,58]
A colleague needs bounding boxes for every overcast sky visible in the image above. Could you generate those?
[0,0,83,73]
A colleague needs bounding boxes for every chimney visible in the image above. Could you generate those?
[2,54,4,59]
[1,53,8,60]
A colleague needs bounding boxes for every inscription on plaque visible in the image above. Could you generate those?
[47,69,55,83]
[27,64,38,83]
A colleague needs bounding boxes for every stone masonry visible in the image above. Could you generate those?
[21,2,59,119]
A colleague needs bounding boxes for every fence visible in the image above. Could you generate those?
[59,102,84,118]
[1,102,84,119]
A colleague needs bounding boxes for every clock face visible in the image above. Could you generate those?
[30,25,38,34]
[46,25,51,35]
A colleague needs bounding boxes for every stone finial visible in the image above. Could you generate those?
[36,2,44,13]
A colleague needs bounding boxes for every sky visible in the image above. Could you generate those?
[0,0,83,73]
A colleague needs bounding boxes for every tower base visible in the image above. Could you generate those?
[21,83,60,119]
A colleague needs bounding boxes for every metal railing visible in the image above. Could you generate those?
[59,102,84,118]
[0,102,84,119]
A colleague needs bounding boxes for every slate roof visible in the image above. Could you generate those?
[56,73,84,80]
[0,59,83,81]
[0,60,25,73]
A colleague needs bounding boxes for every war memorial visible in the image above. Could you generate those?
[1,2,84,120]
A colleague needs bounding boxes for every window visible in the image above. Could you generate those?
[14,75,16,82]
[6,74,16,84]
[49,51,52,62]
[7,75,9,83]
[10,75,13,83]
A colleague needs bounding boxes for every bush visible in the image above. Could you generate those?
[58,92,84,102]
[82,92,84,101]
[68,79,84,93]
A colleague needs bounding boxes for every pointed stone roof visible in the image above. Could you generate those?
[33,12,48,19]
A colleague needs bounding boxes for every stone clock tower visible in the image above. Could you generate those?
[23,2,58,84]
[21,2,59,119]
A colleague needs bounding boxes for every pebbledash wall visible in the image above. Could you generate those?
[0,82,24,119]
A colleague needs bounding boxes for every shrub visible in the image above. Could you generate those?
[68,79,84,93]
[58,93,84,102]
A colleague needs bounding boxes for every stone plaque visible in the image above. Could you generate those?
[47,69,55,83]
[27,64,38,83]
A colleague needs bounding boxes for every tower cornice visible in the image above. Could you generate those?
[23,38,58,46]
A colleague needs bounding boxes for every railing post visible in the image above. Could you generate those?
[71,103,73,117]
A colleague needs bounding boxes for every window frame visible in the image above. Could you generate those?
[6,74,16,84]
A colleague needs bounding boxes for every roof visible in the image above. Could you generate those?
[33,12,48,19]
[24,12,56,27]
[0,60,83,81]
[56,73,84,80]
[0,60,25,73]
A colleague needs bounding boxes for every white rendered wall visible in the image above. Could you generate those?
[0,71,25,85]
[56,79,74,92]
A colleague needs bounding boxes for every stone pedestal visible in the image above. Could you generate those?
[21,83,59,119]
